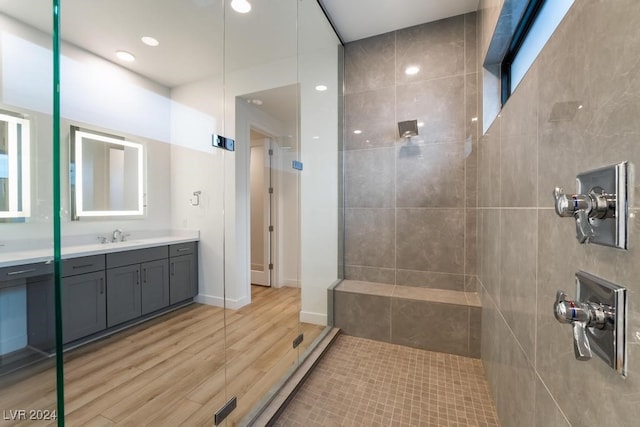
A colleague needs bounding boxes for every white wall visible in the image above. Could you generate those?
[0,1,342,326]
[0,13,173,243]
[299,45,340,325]
[298,0,341,326]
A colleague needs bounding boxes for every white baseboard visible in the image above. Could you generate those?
[299,310,327,326]
[282,279,300,288]
[195,293,251,310]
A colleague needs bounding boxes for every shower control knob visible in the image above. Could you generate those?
[552,187,616,244]
[554,290,612,361]
[553,187,589,217]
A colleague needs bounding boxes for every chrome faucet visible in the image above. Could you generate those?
[112,229,123,242]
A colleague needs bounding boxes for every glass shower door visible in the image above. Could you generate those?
[222,0,304,423]
[0,1,58,424]
[57,1,229,425]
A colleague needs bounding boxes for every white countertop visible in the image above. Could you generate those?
[0,230,199,269]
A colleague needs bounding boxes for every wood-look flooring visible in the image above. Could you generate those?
[0,285,324,426]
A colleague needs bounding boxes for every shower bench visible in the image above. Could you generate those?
[333,280,481,358]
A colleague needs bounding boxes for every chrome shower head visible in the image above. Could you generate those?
[398,120,418,138]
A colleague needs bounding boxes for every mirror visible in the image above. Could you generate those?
[70,126,144,218]
[0,112,30,220]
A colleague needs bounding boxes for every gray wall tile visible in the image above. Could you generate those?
[479,1,640,426]
[344,32,395,95]
[479,208,500,306]
[534,377,570,427]
[391,298,470,356]
[345,147,395,208]
[478,117,500,208]
[494,317,535,427]
[344,13,476,292]
[396,208,465,274]
[464,13,478,75]
[396,15,465,85]
[334,291,391,342]
[396,76,465,144]
[345,87,397,150]
[396,142,465,208]
[469,306,481,358]
[466,208,478,275]
[395,269,465,292]
[500,209,536,358]
[345,208,395,269]
[344,265,396,284]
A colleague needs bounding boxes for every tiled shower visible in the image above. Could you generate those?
[343,13,479,290]
[340,0,640,425]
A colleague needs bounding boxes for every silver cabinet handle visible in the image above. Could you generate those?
[7,268,36,276]
[100,278,104,294]
[72,264,94,269]
[177,248,189,252]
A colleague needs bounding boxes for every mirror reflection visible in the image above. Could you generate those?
[71,126,144,218]
[0,112,30,219]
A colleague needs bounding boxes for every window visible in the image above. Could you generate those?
[501,0,574,104]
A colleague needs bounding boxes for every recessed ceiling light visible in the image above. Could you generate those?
[417,121,424,127]
[141,36,159,47]
[231,0,251,13]
[116,50,135,62]
[315,84,328,91]
[312,136,320,139]
[353,130,362,135]
[405,65,420,75]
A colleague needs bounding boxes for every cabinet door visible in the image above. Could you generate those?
[106,264,141,327]
[141,259,169,315]
[62,271,107,344]
[27,275,55,351]
[170,254,196,304]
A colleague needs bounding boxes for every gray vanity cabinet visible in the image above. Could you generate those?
[106,246,169,327]
[61,255,107,344]
[169,242,198,304]
[106,264,142,327]
[0,262,55,352]
[140,258,170,315]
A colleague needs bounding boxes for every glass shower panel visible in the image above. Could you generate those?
[297,0,343,346]
[0,1,58,423]
[58,1,227,425]
[223,0,302,422]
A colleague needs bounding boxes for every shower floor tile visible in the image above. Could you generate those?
[274,335,500,426]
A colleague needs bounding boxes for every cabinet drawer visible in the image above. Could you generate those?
[0,262,53,283]
[106,246,168,269]
[62,255,105,277]
[169,241,197,257]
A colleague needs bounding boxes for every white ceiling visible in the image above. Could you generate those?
[0,0,478,122]
[319,0,479,43]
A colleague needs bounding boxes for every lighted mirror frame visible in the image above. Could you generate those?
[0,112,30,219]
[71,127,144,218]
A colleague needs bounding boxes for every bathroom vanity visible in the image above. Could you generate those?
[0,233,199,363]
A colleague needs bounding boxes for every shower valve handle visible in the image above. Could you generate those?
[554,290,612,361]
[553,187,616,243]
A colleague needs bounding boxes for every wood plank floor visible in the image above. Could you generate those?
[0,286,324,426]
